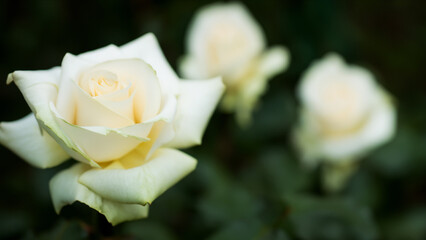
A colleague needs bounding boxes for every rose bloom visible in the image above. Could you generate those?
[293,53,396,167]
[179,2,290,126]
[0,33,224,225]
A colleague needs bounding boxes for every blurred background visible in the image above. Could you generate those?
[0,0,426,239]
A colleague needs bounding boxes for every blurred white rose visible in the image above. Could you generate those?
[179,2,290,126]
[0,33,224,225]
[293,53,396,167]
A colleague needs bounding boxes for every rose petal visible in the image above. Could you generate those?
[95,92,135,122]
[8,68,60,115]
[6,68,99,167]
[50,90,178,164]
[57,54,138,128]
[83,59,162,124]
[0,114,69,168]
[56,53,92,123]
[78,44,124,63]
[321,91,396,161]
[94,82,132,102]
[79,148,196,204]
[120,33,180,95]
[50,163,149,226]
[258,46,290,78]
[50,104,147,163]
[167,77,224,148]
[72,80,135,128]
[56,44,136,122]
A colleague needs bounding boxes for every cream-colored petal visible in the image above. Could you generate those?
[49,92,178,164]
[70,81,135,128]
[50,104,147,163]
[7,68,61,115]
[144,94,177,123]
[94,83,132,102]
[120,33,180,95]
[258,46,290,78]
[115,94,178,149]
[56,53,92,123]
[0,114,69,168]
[167,77,224,148]
[50,163,149,226]
[57,54,137,128]
[6,68,98,167]
[72,79,135,128]
[84,59,162,124]
[321,91,396,162]
[77,44,124,63]
[145,121,175,159]
[95,92,135,122]
[79,148,196,204]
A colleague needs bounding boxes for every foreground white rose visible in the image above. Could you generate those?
[0,33,224,225]
[179,2,290,126]
[293,53,396,166]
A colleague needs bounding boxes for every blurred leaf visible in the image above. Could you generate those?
[382,207,426,240]
[37,219,88,240]
[196,157,261,227]
[235,90,296,144]
[343,169,382,208]
[118,220,177,240]
[285,194,377,240]
[241,146,312,197]
[206,219,263,240]
[0,210,30,239]
[367,126,426,177]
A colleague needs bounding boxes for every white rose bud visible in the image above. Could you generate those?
[179,2,290,126]
[0,33,224,225]
[293,53,396,167]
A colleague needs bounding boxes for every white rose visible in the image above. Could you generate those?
[0,33,224,225]
[293,53,396,167]
[179,2,290,126]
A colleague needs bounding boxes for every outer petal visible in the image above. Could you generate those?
[79,148,196,205]
[0,114,69,168]
[166,77,225,148]
[7,68,99,167]
[120,33,180,95]
[50,163,149,225]
[258,46,290,78]
[77,44,124,63]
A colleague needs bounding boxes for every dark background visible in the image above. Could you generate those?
[0,0,426,239]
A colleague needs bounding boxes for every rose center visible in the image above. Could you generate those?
[316,81,368,133]
[79,70,128,97]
